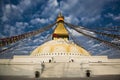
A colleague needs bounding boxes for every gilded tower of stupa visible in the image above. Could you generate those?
[31,13,90,56]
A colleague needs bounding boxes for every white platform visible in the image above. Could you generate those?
[0,55,120,78]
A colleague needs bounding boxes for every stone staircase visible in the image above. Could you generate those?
[40,62,87,78]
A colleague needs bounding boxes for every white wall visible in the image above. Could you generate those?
[0,55,120,78]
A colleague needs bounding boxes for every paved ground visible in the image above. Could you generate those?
[0,75,120,80]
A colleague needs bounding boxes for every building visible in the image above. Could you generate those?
[0,13,120,79]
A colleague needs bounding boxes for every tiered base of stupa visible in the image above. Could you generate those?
[0,55,120,78]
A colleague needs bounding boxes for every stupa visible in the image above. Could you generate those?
[0,13,120,79]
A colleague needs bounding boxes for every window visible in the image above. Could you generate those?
[35,71,40,78]
[71,59,74,62]
[49,59,52,63]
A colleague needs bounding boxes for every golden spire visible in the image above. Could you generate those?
[52,13,69,40]
[58,12,62,17]
[57,12,64,22]
[31,13,91,56]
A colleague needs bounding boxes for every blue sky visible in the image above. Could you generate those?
[0,0,120,58]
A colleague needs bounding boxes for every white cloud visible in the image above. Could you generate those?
[3,24,16,37]
[15,22,30,35]
[2,15,8,22]
[113,14,120,21]
[30,18,49,24]
[18,0,41,13]
[2,4,20,22]
[106,23,113,27]
[41,0,60,18]
[32,0,61,24]
[50,0,58,7]
[65,16,72,23]
[60,0,113,24]
[65,15,79,24]
[2,0,112,24]
[5,4,17,14]
[80,15,101,24]
[16,22,29,27]
[0,33,6,38]
[1,21,29,38]
[105,13,120,21]
[1,0,43,22]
